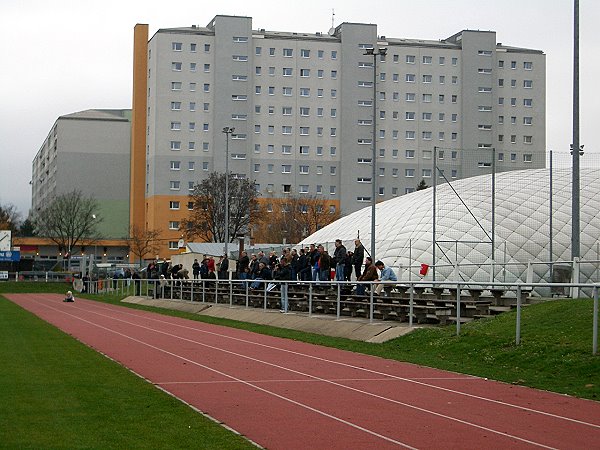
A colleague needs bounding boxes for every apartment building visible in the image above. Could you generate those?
[131,15,546,255]
[31,109,131,239]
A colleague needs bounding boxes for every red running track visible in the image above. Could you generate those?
[6,294,600,449]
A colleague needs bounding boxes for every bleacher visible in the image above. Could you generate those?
[147,279,532,325]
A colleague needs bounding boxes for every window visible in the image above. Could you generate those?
[171,62,182,71]
[405,149,415,158]
[479,87,492,93]
[478,124,492,130]
[329,186,336,195]
[439,75,445,84]
[282,165,291,173]
[511,153,517,162]
[299,146,309,155]
[282,87,292,96]
[406,55,415,63]
[524,61,533,70]
[301,49,310,58]
[422,112,432,121]
[524,153,533,162]
[422,55,432,64]
[523,80,533,88]
[190,62,197,72]
[299,165,309,174]
[283,184,292,193]
[422,94,432,103]
[203,83,210,92]
[330,128,336,137]
[478,68,492,74]
[357,177,372,184]
[232,94,247,101]
[422,168,432,177]
[511,61,517,69]
[330,108,337,118]
[283,48,293,57]
[204,43,210,52]
[499,97,504,105]
[172,42,182,51]
[511,97,517,107]
[171,81,182,91]
[438,94,445,103]
[523,116,533,125]
[422,131,432,140]
[405,73,416,82]
[269,47,275,56]
[330,89,337,98]
[232,55,248,61]
[479,105,492,111]
[203,64,210,73]
[524,98,533,107]
[298,185,309,194]
[282,145,292,154]
[498,152,504,161]
[170,160,180,170]
[451,114,458,122]
[171,101,181,111]
[233,36,248,42]
[406,93,416,102]
[282,126,292,135]
[202,142,209,151]
[330,166,336,175]
[406,112,415,120]
[170,122,181,131]
[168,241,179,250]
[422,74,432,83]
[188,161,195,170]
[498,134,504,142]
[511,135,517,144]
[169,181,180,190]
[358,100,373,107]
[405,130,416,140]
[254,124,261,134]
[169,221,180,230]
[267,164,274,173]
[255,86,261,94]
[169,201,180,210]
[300,107,310,116]
[405,168,415,177]
[452,57,458,66]
[300,127,309,135]
[358,80,373,87]
[523,135,533,144]
[331,50,337,59]
[189,102,196,112]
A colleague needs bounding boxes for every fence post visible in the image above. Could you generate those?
[516,284,522,345]
[336,283,341,319]
[572,257,580,299]
[593,286,598,355]
[369,285,374,324]
[456,283,461,336]
[409,282,414,327]
[309,283,313,317]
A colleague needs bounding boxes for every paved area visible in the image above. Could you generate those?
[122,296,419,342]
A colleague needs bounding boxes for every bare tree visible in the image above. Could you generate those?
[35,190,102,264]
[0,203,21,232]
[128,225,161,264]
[182,172,259,243]
[255,194,340,244]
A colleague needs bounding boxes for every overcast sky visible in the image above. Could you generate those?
[1,0,598,218]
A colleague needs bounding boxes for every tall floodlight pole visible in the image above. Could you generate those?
[572,0,581,262]
[364,46,387,262]
[222,127,234,258]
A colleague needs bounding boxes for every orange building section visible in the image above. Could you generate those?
[129,24,149,238]
[145,195,192,259]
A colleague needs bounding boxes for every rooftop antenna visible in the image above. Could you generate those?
[328,8,336,35]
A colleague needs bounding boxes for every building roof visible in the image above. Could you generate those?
[59,109,131,122]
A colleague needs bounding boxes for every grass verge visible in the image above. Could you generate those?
[0,294,255,449]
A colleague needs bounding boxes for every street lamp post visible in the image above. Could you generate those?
[222,127,235,259]
[364,46,387,262]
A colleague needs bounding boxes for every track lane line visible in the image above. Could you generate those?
[35,299,560,449]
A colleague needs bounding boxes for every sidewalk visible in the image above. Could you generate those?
[122,296,420,343]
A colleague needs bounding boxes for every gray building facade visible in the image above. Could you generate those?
[144,15,545,236]
[31,109,131,239]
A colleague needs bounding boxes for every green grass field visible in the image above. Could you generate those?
[1,282,598,448]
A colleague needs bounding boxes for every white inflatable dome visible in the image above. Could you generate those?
[299,168,600,284]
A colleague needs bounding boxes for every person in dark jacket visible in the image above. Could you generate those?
[192,259,201,279]
[218,255,229,279]
[344,251,354,282]
[249,262,272,289]
[318,247,332,281]
[273,259,292,312]
[333,239,347,281]
[356,257,378,296]
[236,251,249,279]
[352,239,365,279]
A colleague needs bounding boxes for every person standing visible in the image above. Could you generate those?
[218,255,229,279]
[192,259,200,279]
[273,259,292,313]
[352,239,365,280]
[237,251,249,280]
[333,239,347,282]
[309,244,320,282]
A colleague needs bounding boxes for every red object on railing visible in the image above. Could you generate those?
[419,264,429,276]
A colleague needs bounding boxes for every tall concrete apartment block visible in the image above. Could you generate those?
[132,16,545,255]
[31,109,131,239]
